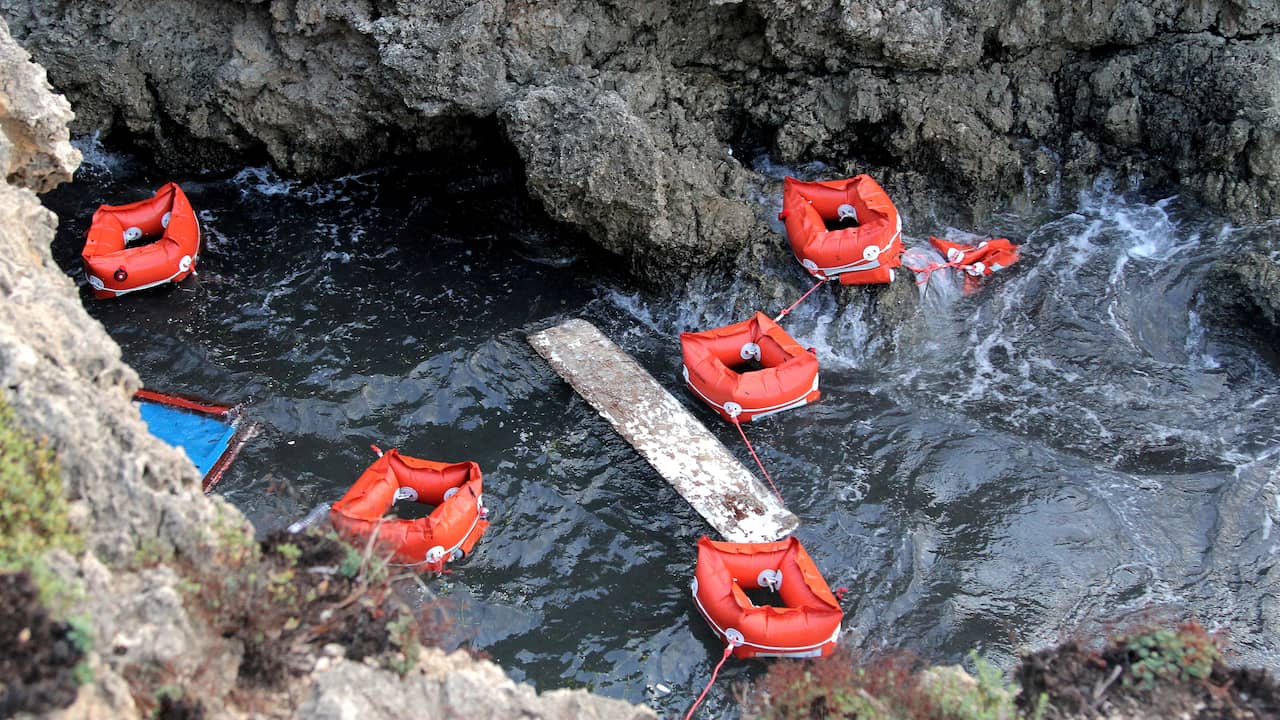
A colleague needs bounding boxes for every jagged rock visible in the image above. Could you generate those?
[297,651,657,720]
[499,75,755,281]
[0,17,78,192]
[1201,226,1280,342]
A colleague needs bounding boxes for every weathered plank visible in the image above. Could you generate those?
[528,318,799,542]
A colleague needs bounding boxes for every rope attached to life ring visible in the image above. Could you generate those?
[731,417,784,504]
[683,643,736,720]
[774,277,828,322]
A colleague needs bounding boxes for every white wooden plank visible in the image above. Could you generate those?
[528,318,799,542]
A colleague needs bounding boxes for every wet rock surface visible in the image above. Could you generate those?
[0,0,1275,285]
[1202,227,1280,347]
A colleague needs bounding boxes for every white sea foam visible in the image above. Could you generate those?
[72,131,129,178]
[233,166,298,196]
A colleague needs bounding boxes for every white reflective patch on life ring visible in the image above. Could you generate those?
[690,577,699,595]
[179,255,192,272]
[837,204,858,222]
[123,226,143,243]
[87,274,104,290]
[740,342,760,361]
[967,262,986,276]
[946,247,964,262]
[449,547,465,562]
[394,487,418,503]
[801,259,819,273]
[443,487,458,501]
[724,628,745,647]
[161,212,172,228]
[425,546,446,563]
[724,402,743,418]
[862,245,880,262]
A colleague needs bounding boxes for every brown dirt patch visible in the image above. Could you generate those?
[0,571,84,719]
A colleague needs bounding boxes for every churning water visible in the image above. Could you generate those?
[44,140,1280,717]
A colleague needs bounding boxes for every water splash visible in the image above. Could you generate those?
[72,131,129,179]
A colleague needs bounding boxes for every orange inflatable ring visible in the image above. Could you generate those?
[681,312,820,423]
[329,449,489,571]
[779,175,902,285]
[691,536,843,659]
[82,182,201,299]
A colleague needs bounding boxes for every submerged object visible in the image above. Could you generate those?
[134,389,254,493]
[779,175,902,285]
[691,535,843,659]
[681,312,820,423]
[82,182,200,299]
[329,449,489,571]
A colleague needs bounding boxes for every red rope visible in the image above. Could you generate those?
[733,417,784,504]
[774,277,828,322]
[901,256,960,286]
[683,644,735,720]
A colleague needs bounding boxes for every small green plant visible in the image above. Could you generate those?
[167,527,431,690]
[1121,622,1220,690]
[276,542,302,564]
[923,651,1020,720]
[0,393,84,616]
[385,607,421,676]
[339,543,363,578]
[0,394,82,572]
[743,647,1054,720]
[742,648,939,719]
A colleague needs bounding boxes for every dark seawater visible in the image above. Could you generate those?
[43,138,1280,717]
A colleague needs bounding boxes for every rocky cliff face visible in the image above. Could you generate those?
[0,17,653,719]
[0,0,1275,284]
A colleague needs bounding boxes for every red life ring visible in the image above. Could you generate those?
[780,175,902,285]
[681,312,820,423]
[692,536,843,658]
[81,182,200,299]
[329,449,489,571]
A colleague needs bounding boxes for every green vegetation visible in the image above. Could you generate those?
[923,651,1026,720]
[66,616,95,685]
[742,619,1268,720]
[0,392,82,580]
[0,394,91,690]
[1120,622,1221,690]
[742,648,1029,720]
[139,523,432,690]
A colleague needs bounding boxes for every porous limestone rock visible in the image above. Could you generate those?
[298,650,658,720]
[0,18,78,192]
